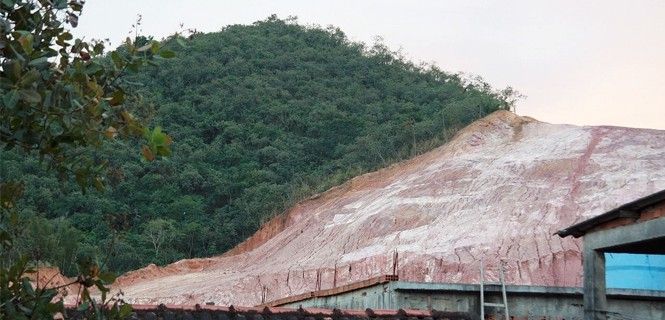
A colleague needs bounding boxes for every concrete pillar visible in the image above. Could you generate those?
[583,247,607,320]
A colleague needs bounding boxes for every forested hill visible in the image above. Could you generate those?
[1,17,514,275]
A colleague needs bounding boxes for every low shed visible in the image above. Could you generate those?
[557,189,665,320]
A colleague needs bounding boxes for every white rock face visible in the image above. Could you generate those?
[114,111,665,306]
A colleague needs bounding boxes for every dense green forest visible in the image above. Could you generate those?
[1,17,515,275]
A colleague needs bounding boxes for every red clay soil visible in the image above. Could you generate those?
[113,111,665,306]
[28,267,72,289]
[27,267,79,303]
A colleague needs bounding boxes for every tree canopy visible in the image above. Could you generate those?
[2,16,517,276]
[1,1,172,317]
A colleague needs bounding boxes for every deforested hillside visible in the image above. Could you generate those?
[114,111,665,306]
[0,17,514,274]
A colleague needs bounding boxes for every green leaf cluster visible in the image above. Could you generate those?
[0,0,173,196]
[1,1,174,318]
[0,257,64,319]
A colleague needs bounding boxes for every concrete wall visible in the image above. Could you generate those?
[287,282,397,310]
[279,282,665,320]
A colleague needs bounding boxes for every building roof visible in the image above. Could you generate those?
[65,303,471,320]
[556,189,665,238]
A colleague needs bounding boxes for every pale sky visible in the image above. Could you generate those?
[72,0,665,130]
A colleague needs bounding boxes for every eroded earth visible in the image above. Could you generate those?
[114,111,665,306]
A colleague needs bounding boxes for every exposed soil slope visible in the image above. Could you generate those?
[115,111,665,306]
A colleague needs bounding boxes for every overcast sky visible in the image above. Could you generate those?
[72,0,665,130]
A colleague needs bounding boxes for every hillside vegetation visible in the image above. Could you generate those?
[0,17,515,275]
